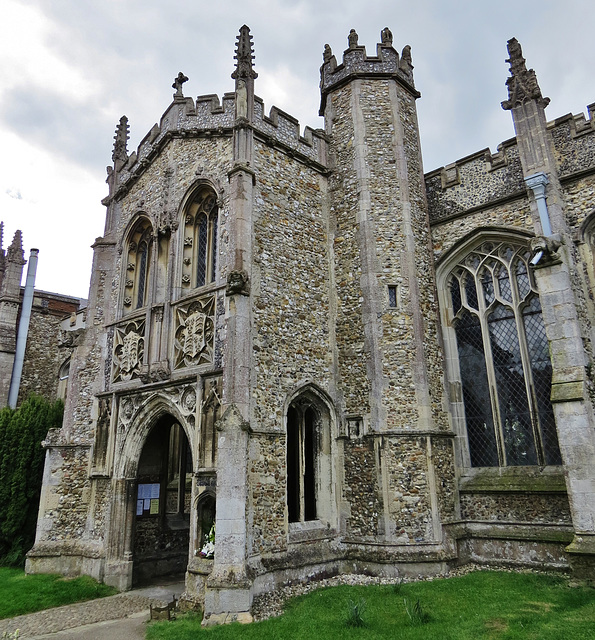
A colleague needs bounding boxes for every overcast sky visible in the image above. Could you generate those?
[0,0,592,298]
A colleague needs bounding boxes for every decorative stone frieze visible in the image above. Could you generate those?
[116,382,198,436]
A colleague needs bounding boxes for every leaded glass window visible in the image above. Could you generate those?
[123,218,152,314]
[181,187,219,290]
[448,240,561,467]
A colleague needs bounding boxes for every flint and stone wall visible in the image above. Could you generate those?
[26,26,595,618]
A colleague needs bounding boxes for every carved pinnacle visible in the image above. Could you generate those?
[232,25,258,81]
[502,38,549,110]
[112,115,130,165]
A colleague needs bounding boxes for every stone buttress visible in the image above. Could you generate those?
[502,38,595,582]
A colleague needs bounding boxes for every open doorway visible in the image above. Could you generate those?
[132,414,192,585]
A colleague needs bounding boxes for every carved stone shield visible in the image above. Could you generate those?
[121,331,141,372]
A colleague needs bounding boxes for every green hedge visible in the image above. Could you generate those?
[0,395,63,566]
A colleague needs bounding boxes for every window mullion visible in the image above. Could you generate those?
[515,299,546,465]
[476,272,507,466]
[510,255,545,466]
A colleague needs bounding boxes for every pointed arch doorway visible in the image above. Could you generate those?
[132,413,193,585]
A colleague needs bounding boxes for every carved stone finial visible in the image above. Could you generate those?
[7,230,23,262]
[232,25,258,81]
[112,115,129,165]
[348,29,359,49]
[502,38,550,111]
[381,27,393,46]
[400,45,413,71]
[323,44,333,63]
[0,222,4,254]
[172,72,189,98]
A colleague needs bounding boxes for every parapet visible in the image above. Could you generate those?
[108,93,236,197]
[252,98,328,169]
[425,102,595,224]
[108,89,328,200]
[319,28,418,115]
[549,102,595,178]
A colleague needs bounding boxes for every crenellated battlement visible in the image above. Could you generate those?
[425,103,595,224]
[319,27,417,115]
[252,97,327,167]
[108,88,328,200]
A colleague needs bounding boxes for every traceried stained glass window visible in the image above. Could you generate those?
[123,218,152,314]
[181,187,219,289]
[448,240,561,467]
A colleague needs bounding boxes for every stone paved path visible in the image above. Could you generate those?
[0,581,184,639]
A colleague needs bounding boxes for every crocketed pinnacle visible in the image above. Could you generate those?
[232,25,258,81]
[502,38,549,110]
[112,115,130,164]
[7,230,23,262]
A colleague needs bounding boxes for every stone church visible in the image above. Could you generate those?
[25,26,595,623]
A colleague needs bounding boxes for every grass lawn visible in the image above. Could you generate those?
[147,570,595,639]
[0,568,116,619]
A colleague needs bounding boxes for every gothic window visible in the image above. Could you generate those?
[200,377,221,469]
[123,218,153,313]
[445,239,561,467]
[196,493,215,556]
[57,359,70,401]
[286,391,334,524]
[166,423,192,517]
[181,187,218,290]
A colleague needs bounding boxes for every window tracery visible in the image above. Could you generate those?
[181,187,218,290]
[123,218,153,313]
[444,238,561,467]
[287,401,319,523]
[286,390,335,528]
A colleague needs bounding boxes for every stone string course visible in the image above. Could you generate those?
[425,104,595,227]
[115,93,326,192]
[25,29,595,622]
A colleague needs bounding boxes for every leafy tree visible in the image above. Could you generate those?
[0,395,63,566]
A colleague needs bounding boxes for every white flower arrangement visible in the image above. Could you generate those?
[199,523,215,558]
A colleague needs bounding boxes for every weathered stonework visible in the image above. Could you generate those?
[23,27,595,623]
[248,434,287,554]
